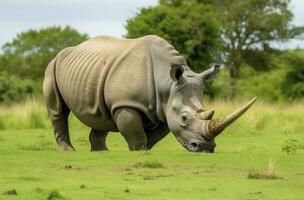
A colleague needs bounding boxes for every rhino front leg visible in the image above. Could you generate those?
[146,123,170,149]
[114,108,147,151]
[89,129,108,151]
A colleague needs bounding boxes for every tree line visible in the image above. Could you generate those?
[0,0,303,103]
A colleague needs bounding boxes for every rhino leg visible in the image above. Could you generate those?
[89,129,108,151]
[47,103,74,151]
[114,108,147,151]
[52,113,75,151]
[146,123,170,149]
[43,60,74,151]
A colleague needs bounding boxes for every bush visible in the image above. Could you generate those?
[282,50,304,100]
[212,50,304,102]
[282,139,298,154]
[0,26,88,80]
[211,66,286,101]
[0,76,34,103]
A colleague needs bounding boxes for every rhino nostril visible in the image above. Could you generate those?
[190,142,198,148]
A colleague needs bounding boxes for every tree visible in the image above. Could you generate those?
[0,26,88,80]
[126,1,220,72]
[0,76,34,103]
[210,0,304,98]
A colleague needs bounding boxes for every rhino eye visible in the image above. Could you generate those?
[179,112,190,128]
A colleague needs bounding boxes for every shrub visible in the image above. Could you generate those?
[0,76,34,103]
[281,50,304,100]
[282,139,298,154]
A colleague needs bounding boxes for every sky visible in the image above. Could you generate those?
[0,0,303,48]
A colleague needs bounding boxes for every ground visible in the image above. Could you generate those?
[0,100,303,200]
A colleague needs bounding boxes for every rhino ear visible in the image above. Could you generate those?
[170,64,184,82]
[200,64,221,82]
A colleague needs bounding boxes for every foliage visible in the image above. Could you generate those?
[212,66,285,101]
[126,1,220,72]
[281,50,304,100]
[212,49,304,102]
[0,75,34,103]
[207,0,304,97]
[237,67,286,102]
[282,139,298,154]
[0,26,88,80]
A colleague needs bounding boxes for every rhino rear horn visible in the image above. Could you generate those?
[197,109,215,120]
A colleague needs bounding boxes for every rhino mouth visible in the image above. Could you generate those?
[182,136,216,153]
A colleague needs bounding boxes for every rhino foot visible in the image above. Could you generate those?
[57,142,75,151]
[89,129,108,152]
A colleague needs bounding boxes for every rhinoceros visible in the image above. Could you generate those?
[43,35,256,153]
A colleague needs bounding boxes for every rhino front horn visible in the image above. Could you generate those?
[202,97,257,139]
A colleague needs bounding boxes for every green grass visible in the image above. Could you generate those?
[0,99,304,200]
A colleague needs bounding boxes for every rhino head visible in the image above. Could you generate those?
[165,64,256,153]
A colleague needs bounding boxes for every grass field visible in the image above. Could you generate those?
[0,99,303,200]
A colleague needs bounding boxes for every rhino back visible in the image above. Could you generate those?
[55,36,157,130]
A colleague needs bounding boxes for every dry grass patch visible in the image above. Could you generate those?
[247,160,282,180]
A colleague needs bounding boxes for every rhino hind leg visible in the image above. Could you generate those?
[43,60,74,151]
[114,108,147,151]
[52,113,75,151]
[89,129,108,151]
[46,100,74,151]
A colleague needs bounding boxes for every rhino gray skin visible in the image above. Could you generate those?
[43,35,256,153]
